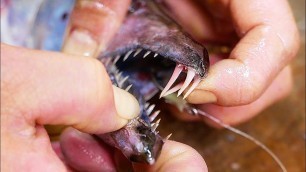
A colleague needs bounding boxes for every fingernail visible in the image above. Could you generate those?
[186,90,217,104]
[112,85,140,120]
[62,29,98,57]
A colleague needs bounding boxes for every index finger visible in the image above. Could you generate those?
[188,0,300,105]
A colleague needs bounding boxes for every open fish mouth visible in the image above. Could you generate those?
[97,0,209,165]
[99,0,209,101]
[101,47,207,100]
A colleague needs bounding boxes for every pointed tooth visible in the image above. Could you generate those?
[155,118,161,125]
[163,83,183,97]
[152,125,159,131]
[103,58,111,66]
[113,55,121,64]
[150,110,160,122]
[165,133,172,140]
[115,72,122,81]
[119,76,129,87]
[133,49,142,57]
[183,76,201,99]
[145,103,150,109]
[152,118,161,131]
[143,51,151,58]
[123,50,133,61]
[146,104,155,115]
[160,64,184,98]
[154,53,158,58]
[177,68,196,97]
[125,84,133,91]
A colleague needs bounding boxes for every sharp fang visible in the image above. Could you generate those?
[177,68,196,97]
[104,58,111,66]
[183,76,201,99]
[123,50,133,61]
[115,72,122,81]
[143,51,151,58]
[154,53,158,58]
[165,133,172,140]
[125,84,132,91]
[119,76,129,87]
[113,55,120,64]
[156,118,161,124]
[150,110,160,122]
[160,64,184,98]
[145,103,150,109]
[152,118,161,131]
[146,104,155,115]
[133,49,142,57]
[163,83,183,97]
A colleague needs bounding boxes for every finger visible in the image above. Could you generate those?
[1,124,67,171]
[161,0,236,43]
[170,66,292,126]
[59,128,117,171]
[199,66,293,127]
[133,141,207,172]
[1,43,139,134]
[62,0,131,56]
[187,0,299,105]
[51,141,74,171]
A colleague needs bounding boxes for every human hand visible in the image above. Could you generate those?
[1,0,208,171]
[1,43,207,171]
[0,43,140,171]
[162,0,300,126]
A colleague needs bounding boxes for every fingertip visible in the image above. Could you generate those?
[186,89,217,104]
[112,85,140,120]
[146,141,208,172]
[199,65,294,127]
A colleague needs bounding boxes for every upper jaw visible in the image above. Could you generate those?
[99,1,209,78]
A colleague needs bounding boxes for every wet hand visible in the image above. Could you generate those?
[164,0,300,126]
[1,43,139,171]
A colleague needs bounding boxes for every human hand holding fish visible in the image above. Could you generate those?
[161,0,299,127]
[1,0,299,171]
[1,43,207,171]
[1,0,207,171]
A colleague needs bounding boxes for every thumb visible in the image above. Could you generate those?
[1,43,139,134]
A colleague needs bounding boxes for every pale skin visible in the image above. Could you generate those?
[1,0,299,171]
[164,0,299,126]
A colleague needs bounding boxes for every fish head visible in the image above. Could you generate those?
[99,0,210,165]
